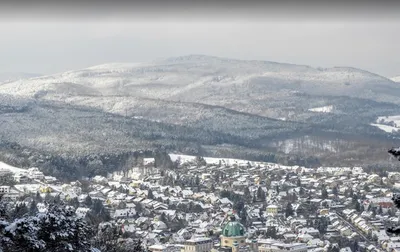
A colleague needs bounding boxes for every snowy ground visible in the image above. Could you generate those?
[372,115,400,133]
[0,162,27,174]
[376,115,400,126]
[308,105,333,113]
[370,123,400,133]
[170,153,269,167]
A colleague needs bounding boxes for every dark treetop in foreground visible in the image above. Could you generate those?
[387,147,400,234]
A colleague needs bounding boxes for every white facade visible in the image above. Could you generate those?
[184,237,213,252]
[258,241,307,252]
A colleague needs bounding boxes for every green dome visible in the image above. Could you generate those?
[222,220,246,237]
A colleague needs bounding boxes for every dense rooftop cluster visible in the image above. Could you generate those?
[0,152,399,251]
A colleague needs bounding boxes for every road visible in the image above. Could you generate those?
[334,211,370,242]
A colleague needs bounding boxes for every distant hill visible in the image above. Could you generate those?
[0,55,399,178]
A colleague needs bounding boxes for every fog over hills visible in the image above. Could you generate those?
[0,72,42,84]
[1,55,400,177]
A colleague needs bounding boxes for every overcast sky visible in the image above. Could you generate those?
[0,2,399,77]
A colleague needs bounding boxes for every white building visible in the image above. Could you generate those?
[28,168,45,180]
[184,237,213,252]
[75,207,91,218]
[258,240,307,252]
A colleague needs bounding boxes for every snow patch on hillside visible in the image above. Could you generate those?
[370,123,400,133]
[391,76,400,82]
[169,154,267,167]
[0,162,27,174]
[377,115,400,126]
[372,115,400,133]
[308,105,333,113]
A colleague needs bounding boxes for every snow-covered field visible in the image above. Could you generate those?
[371,115,400,133]
[308,105,333,113]
[170,153,269,167]
[370,123,400,133]
[0,162,27,174]
[377,115,400,126]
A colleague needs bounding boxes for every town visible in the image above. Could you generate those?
[0,153,399,252]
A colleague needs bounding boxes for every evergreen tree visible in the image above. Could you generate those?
[214,172,220,183]
[135,203,143,216]
[355,201,361,212]
[53,194,61,204]
[195,156,207,167]
[317,216,328,234]
[332,186,339,196]
[240,208,247,224]
[233,201,244,213]
[285,202,294,218]
[117,201,127,209]
[44,192,52,203]
[266,226,277,239]
[244,187,251,203]
[160,212,168,223]
[0,204,92,251]
[210,184,215,192]
[257,187,266,202]
[35,192,43,203]
[372,206,377,216]
[299,187,305,196]
[147,189,154,199]
[30,200,38,215]
[321,187,328,199]
[290,192,298,203]
[69,197,80,209]
[10,203,28,219]
[84,195,93,208]
[378,205,383,215]
[92,223,146,251]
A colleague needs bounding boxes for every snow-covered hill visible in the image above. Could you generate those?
[0,55,395,100]
[0,55,398,121]
[1,55,400,167]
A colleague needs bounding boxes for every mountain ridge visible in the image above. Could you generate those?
[0,55,400,177]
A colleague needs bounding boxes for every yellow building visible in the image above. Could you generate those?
[319,208,329,215]
[130,180,143,188]
[266,205,278,216]
[220,215,247,251]
[39,186,52,193]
